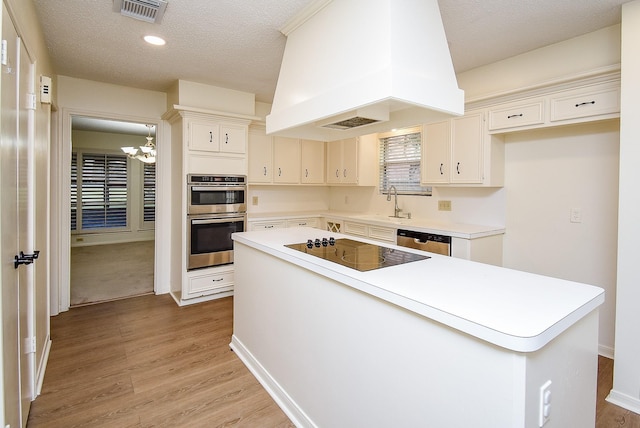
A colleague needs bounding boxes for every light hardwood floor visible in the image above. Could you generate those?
[28,294,293,427]
[28,294,639,427]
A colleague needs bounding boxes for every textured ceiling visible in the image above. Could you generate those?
[32,0,628,105]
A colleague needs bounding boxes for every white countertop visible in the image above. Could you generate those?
[233,227,604,353]
[247,210,505,239]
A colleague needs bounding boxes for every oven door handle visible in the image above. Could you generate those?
[190,186,246,192]
[190,215,246,225]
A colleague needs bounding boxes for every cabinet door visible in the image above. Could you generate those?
[189,120,220,152]
[248,130,273,183]
[220,124,246,154]
[341,138,358,184]
[300,139,325,184]
[326,139,343,184]
[422,120,450,184]
[273,137,301,183]
[451,113,483,184]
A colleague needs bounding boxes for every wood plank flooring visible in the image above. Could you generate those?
[28,294,639,427]
[27,294,294,427]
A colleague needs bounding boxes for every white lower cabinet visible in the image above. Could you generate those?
[249,220,287,231]
[343,221,396,244]
[249,217,321,231]
[286,217,320,228]
[185,266,234,300]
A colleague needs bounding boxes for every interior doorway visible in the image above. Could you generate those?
[69,116,156,306]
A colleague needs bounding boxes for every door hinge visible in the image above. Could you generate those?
[24,336,36,354]
[1,39,6,66]
[27,93,36,110]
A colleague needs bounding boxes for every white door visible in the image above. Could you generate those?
[18,33,34,426]
[1,5,22,427]
[1,8,35,427]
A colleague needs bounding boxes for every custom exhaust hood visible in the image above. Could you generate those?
[266,0,464,141]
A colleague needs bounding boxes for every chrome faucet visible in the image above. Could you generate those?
[387,185,402,217]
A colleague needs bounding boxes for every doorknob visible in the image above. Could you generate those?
[14,250,40,269]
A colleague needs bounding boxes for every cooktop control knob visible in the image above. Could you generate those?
[314,238,321,248]
[329,237,336,246]
[322,237,328,247]
[306,239,313,249]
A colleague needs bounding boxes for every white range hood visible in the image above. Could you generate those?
[266,0,464,141]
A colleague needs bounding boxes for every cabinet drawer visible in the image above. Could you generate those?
[249,220,286,231]
[550,86,620,122]
[368,226,396,243]
[187,269,234,297]
[488,100,544,131]
[344,221,368,237]
[286,217,320,228]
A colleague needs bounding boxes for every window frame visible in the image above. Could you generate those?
[378,126,432,196]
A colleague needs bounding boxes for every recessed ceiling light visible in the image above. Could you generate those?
[144,35,166,46]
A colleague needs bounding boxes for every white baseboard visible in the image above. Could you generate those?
[230,335,314,428]
[606,390,640,414]
[598,344,614,359]
[35,337,52,398]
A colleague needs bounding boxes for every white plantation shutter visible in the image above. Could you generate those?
[71,152,128,231]
[143,162,156,223]
[379,131,431,194]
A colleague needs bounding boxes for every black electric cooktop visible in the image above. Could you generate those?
[285,238,429,272]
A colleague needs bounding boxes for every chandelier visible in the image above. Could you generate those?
[121,124,156,163]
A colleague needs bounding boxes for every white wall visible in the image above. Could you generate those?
[328,186,506,226]
[503,121,620,355]
[248,185,330,214]
[608,0,640,414]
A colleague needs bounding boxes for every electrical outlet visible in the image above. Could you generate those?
[570,207,582,223]
[252,196,259,206]
[539,380,552,427]
[438,200,452,211]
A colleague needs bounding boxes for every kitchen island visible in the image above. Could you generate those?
[231,227,604,428]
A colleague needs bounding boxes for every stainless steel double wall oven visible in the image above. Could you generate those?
[187,174,246,270]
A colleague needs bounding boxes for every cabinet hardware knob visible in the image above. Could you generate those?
[343,169,347,177]
[263,166,267,176]
[335,169,339,178]
[212,278,223,282]
[209,131,213,142]
[507,113,523,119]
[456,162,460,174]
[278,167,282,176]
[305,168,308,177]
[225,133,229,144]
[439,163,444,175]
[575,101,596,107]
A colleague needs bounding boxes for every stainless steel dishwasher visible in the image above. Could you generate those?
[397,229,451,256]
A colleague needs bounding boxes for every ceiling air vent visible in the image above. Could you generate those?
[113,0,168,24]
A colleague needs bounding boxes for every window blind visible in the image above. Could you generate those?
[379,131,431,194]
[143,162,156,222]
[72,152,128,231]
[71,152,77,231]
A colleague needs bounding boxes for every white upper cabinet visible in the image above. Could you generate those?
[300,139,325,184]
[422,120,450,184]
[422,111,504,187]
[326,137,377,186]
[189,120,220,152]
[188,119,247,154]
[248,128,273,183]
[248,129,325,185]
[273,137,301,183]
[451,113,484,184]
[220,123,247,154]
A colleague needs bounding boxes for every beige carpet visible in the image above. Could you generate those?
[70,240,155,306]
